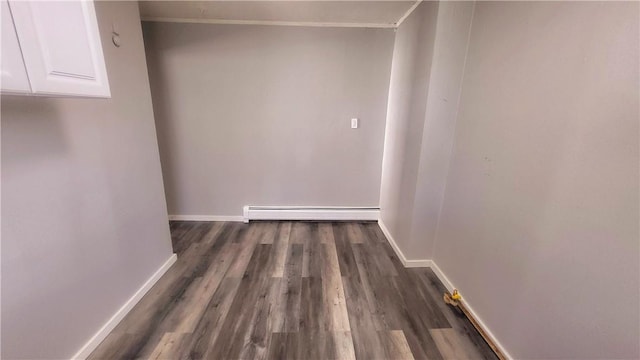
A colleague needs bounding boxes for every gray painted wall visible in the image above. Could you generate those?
[433,2,639,358]
[408,2,474,259]
[1,2,174,358]
[379,1,439,256]
[379,1,472,260]
[143,22,394,216]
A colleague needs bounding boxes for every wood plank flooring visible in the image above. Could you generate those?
[89,221,498,360]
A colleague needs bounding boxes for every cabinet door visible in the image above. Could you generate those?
[1,0,31,94]
[8,0,110,97]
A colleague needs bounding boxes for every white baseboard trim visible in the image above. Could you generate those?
[71,254,178,360]
[244,206,380,222]
[377,219,431,268]
[429,261,513,360]
[405,259,433,268]
[168,215,245,222]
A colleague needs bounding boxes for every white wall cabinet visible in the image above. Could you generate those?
[1,0,30,93]
[1,0,110,97]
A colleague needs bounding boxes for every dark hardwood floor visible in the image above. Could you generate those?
[89,221,498,360]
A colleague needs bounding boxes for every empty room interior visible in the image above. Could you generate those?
[1,0,639,359]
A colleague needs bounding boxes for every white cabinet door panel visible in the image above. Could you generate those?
[9,0,110,97]
[1,0,31,94]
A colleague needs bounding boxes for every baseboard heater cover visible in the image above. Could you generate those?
[243,206,380,222]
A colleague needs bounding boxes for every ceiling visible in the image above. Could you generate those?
[138,1,420,28]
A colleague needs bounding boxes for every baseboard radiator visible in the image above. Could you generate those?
[243,206,380,222]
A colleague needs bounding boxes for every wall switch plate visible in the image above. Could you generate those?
[351,118,358,129]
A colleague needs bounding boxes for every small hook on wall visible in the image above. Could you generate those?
[112,32,121,47]
[111,23,121,48]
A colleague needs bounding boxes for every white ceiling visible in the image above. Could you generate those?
[138,1,420,28]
